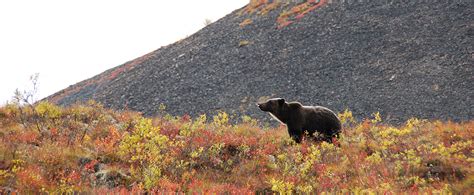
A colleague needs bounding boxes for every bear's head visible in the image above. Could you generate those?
[257,98,286,112]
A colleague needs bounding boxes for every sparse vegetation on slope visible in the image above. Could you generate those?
[239,0,327,28]
[46,0,473,123]
[0,102,472,193]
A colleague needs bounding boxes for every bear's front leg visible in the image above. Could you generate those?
[288,127,303,143]
[323,131,340,143]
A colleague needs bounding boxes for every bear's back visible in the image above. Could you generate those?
[300,105,341,135]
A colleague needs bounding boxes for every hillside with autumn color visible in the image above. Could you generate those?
[46,0,473,124]
[0,101,472,193]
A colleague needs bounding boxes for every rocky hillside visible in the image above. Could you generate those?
[47,0,473,123]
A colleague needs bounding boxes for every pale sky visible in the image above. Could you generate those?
[0,0,248,104]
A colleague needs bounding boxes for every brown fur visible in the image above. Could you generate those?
[257,98,341,143]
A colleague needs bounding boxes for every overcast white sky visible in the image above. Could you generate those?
[0,0,248,104]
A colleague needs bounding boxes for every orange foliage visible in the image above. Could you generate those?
[16,165,48,192]
[239,0,327,29]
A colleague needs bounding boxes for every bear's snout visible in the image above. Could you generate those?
[257,102,269,111]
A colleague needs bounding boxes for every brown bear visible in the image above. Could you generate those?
[257,98,341,143]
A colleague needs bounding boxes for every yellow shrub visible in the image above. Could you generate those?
[269,178,294,194]
[35,101,62,119]
[366,151,383,164]
[118,117,169,189]
[371,112,382,124]
[213,111,229,127]
[190,147,204,159]
[338,109,355,125]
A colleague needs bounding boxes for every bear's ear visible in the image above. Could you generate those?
[278,98,285,105]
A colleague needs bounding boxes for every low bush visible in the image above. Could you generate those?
[0,101,472,193]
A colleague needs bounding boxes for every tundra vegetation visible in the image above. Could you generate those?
[239,0,328,28]
[0,101,472,194]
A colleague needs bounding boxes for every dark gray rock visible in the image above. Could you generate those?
[47,0,473,124]
[78,157,92,167]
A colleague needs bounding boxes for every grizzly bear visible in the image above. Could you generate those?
[257,98,341,143]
